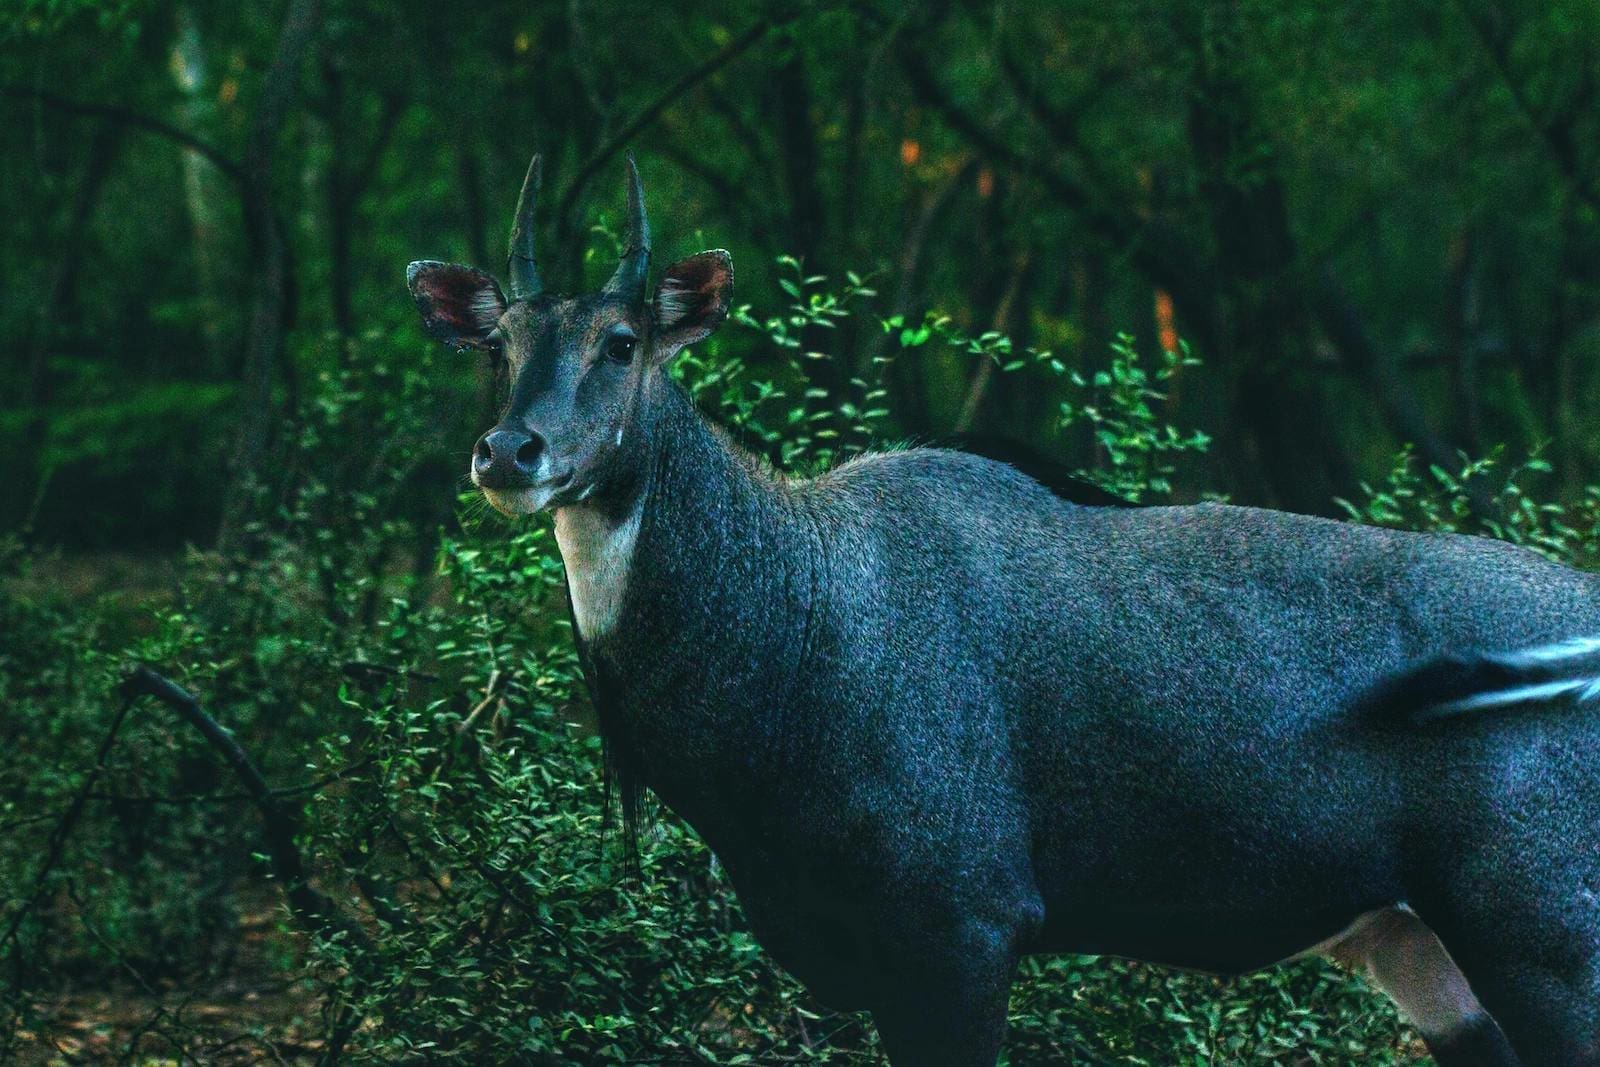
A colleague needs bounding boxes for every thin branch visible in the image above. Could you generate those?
[955,250,1031,433]
[995,46,1124,194]
[456,668,507,737]
[555,8,803,245]
[870,156,978,433]
[66,882,201,1066]
[350,870,413,932]
[705,86,777,179]
[83,756,374,807]
[654,140,780,251]
[0,692,136,954]
[0,86,243,183]
[340,660,440,684]
[898,46,1215,345]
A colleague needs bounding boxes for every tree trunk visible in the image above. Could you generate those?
[22,123,124,537]
[1183,4,1346,513]
[28,124,123,408]
[219,0,322,552]
[171,4,227,370]
[323,57,354,339]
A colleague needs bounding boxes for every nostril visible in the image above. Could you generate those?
[476,427,542,479]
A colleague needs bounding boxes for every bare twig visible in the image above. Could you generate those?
[456,668,506,737]
[340,661,440,684]
[66,882,199,1066]
[0,692,136,954]
[955,250,1032,434]
[0,757,372,845]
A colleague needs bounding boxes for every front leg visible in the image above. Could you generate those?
[869,919,1019,1067]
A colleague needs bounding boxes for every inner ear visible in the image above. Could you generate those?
[652,250,733,361]
[407,261,507,350]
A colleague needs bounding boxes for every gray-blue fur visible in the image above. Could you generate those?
[409,156,1600,1066]
[581,373,1600,1064]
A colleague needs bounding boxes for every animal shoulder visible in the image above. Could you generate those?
[801,446,1070,510]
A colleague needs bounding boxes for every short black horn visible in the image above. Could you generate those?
[603,154,651,302]
[507,153,543,301]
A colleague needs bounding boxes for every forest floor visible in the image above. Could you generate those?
[13,893,325,1065]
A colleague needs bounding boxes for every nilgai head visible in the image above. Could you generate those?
[407,153,733,515]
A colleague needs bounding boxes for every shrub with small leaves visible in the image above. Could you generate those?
[3,258,1452,1065]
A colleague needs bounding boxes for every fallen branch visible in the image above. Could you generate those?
[121,666,378,1066]
[119,667,373,952]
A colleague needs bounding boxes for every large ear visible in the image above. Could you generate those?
[651,250,733,363]
[406,260,507,350]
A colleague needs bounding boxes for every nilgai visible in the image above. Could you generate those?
[407,152,1600,1065]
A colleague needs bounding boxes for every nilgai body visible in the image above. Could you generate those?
[406,154,1600,1065]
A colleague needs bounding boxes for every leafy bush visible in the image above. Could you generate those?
[1338,443,1600,565]
[1,261,1465,1064]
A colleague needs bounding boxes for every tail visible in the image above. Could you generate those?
[1370,636,1600,724]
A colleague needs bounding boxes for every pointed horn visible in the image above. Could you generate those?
[603,154,651,301]
[507,153,543,300]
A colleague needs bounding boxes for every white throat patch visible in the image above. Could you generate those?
[553,503,643,641]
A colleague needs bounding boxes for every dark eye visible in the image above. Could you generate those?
[606,335,636,364]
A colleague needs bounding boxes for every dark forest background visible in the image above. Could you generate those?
[11,0,1600,544]
[5,0,1600,1062]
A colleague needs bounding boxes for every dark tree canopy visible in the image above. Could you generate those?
[6,0,1600,545]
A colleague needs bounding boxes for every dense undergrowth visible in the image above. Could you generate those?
[11,261,1586,1064]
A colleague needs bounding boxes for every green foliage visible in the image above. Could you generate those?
[885,316,1209,502]
[301,522,847,1063]
[1058,335,1211,502]
[1007,956,1410,1066]
[9,0,1600,1057]
[1337,444,1600,564]
[701,255,886,471]
[0,270,1425,1064]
